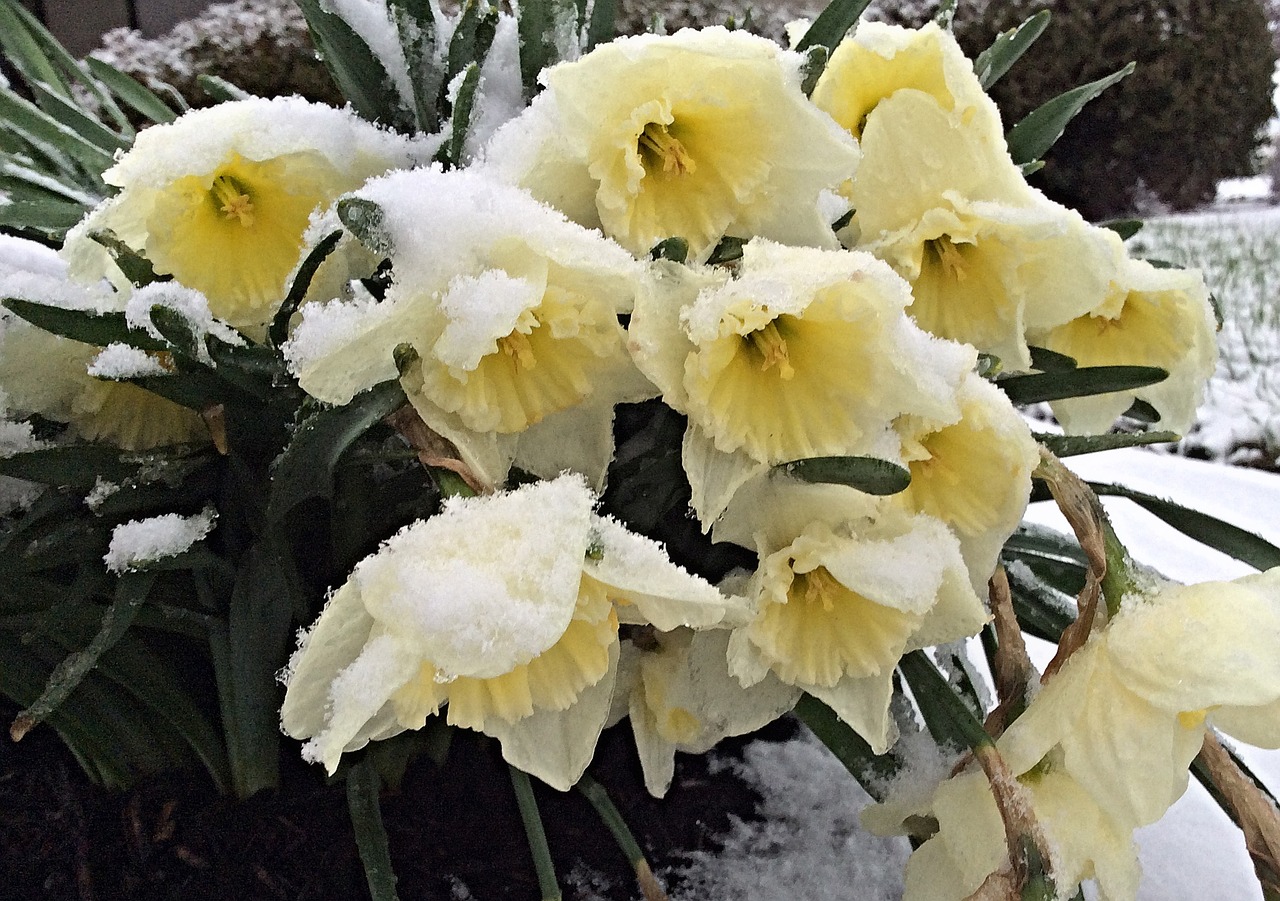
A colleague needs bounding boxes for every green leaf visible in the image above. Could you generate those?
[1035,430,1180,457]
[84,56,179,125]
[1027,345,1077,372]
[1,154,100,204]
[585,0,618,50]
[1006,62,1135,165]
[705,235,746,265]
[439,61,482,168]
[11,572,156,741]
[390,0,445,131]
[347,757,402,901]
[517,0,580,100]
[778,455,911,495]
[0,0,74,104]
[794,0,873,53]
[197,73,253,103]
[649,236,689,263]
[1088,482,1280,571]
[0,197,88,236]
[898,650,993,752]
[338,196,394,256]
[973,10,1050,90]
[268,379,409,522]
[1102,218,1143,241]
[446,0,497,83]
[1002,561,1074,642]
[0,86,117,175]
[793,694,898,798]
[295,0,411,129]
[271,230,344,347]
[27,81,130,156]
[89,230,166,286]
[995,365,1167,404]
[800,45,829,96]
[0,444,151,489]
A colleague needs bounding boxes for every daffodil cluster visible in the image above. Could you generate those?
[0,2,1259,898]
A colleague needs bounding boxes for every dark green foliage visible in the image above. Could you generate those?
[882,0,1277,219]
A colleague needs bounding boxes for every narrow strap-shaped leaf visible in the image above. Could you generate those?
[446,0,496,83]
[1006,62,1135,165]
[898,649,993,752]
[84,56,179,125]
[1001,558,1074,642]
[800,45,829,96]
[996,364,1166,404]
[28,81,130,155]
[268,378,409,522]
[793,694,899,798]
[585,0,618,50]
[777,455,911,495]
[1035,430,1180,457]
[794,0,873,53]
[0,0,74,103]
[348,756,402,901]
[10,571,156,741]
[1101,218,1143,241]
[196,73,253,103]
[0,197,88,236]
[296,0,410,129]
[390,0,445,131]
[0,86,117,175]
[270,229,344,347]
[1089,481,1280,571]
[0,443,148,488]
[1,155,100,204]
[577,773,668,901]
[517,0,579,101]
[438,62,482,168]
[89,230,166,286]
[973,10,1050,89]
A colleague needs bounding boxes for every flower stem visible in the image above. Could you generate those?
[509,764,561,901]
[577,773,669,901]
[346,756,401,901]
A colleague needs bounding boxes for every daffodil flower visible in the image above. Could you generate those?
[1030,254,1218,435]
[280,473,737,790]
[284,167,653,489]
[615,626,799,797]
[879,765,1141,901]
[998,569,1280,830]
[893,372,1040,593]
[482,28,859,260]
[63,97,428,331]
[628,238,974,524]
[0,237,205,450]
[715,477,988,753]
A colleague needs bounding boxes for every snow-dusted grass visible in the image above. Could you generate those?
[1128,207,1280,468]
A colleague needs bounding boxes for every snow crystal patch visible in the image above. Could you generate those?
[88,343,169,379]
[104,507,217,573]
[85,478,121,511]
[126,282,245,362]
[434,270,542,370]
[0,234,68,279]
[668,731,909,901]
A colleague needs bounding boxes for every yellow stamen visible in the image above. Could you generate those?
[747,320,795,379]
[498,330,537,369]
[210,175,255,227]
[799,567,841,613]
[930,237,967,282]
[638,122,696,175]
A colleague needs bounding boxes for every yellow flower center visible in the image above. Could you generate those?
[928,237,968,282]
[745,320,795,380]
[799,567,841,613]
[210,175,255,227]
[498,329,537,369]
[638,122,696,176]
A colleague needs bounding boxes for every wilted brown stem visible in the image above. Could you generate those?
[1198,731,1280,898]
[961,745,1056,901]
[1034,448,1107,680]
[384,405,489,495]
[985,566,1036,737]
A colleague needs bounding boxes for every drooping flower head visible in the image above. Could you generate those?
[629,238,974,524]
[483,28,859,259]
[284,167,651,488]
[280,474,738,789]
[64,97,428,331]
[715,477,988,752]
[1030,254,1218,435]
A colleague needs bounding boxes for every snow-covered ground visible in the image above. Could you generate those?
[669,449,1280,901]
